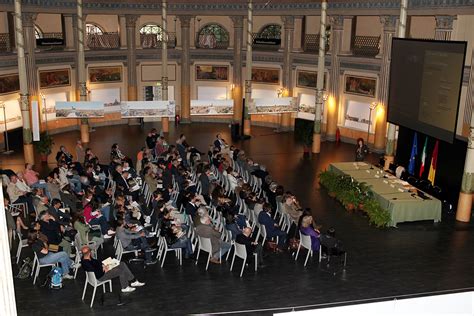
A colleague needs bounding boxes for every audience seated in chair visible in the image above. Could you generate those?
[258,203,287,252]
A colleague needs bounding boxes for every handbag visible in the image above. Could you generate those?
[265,240,278,252]
[48,244,60,252]
[289,238,300,251]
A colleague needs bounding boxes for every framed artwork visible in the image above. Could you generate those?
[39,69,71,89]
[88,66,123,83]
[0,74,20,95]
[344,75,377,97]
[296,70,327,89]
[195,65,229,81]
[251,67,279,84]
[56,101,104,118]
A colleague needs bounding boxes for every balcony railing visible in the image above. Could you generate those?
[86,32,120,50]
[140,32,177,49]
[351,35,380,58]
[0,33,11,53]
[195,34,229,49]
[303,34,329,53]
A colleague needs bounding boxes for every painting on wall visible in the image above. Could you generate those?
[56,101,104,118]
[0,74,20,95]
[296,70,327,89]
[39,69,71,89]
[344,75,377,97]
[251,68,279,84]
[195,65,229,81]
[88,66,122,83]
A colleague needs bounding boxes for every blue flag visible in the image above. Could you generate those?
[408,132,418,175]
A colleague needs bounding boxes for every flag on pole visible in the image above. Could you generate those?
[419,137,428,177]
[408,132,418,175]
[428,140,439,184]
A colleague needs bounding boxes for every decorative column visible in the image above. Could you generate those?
[435,15,455,41]
[243,0,253,136]
[15,0,34,164]
[384,1,408,169]
[161,0,169,132]
[456,50,474,223]
[293,16,304,52]
[63,14,75,50]
[0,186,17,316]
[280,15,294,131]
[179,15,192,123]
[373,15,397,152]
[312,0,328,154]
[119,15,127,49]
[126,15,138,102]
[76,0,89,143]
[231,15,244,124]
[326,15,344,141]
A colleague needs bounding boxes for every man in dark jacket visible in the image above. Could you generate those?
[236,227,265,268]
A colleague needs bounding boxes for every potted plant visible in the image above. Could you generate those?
[319,170,337,197]
[295,124,313,156]
[364,198,391,228]
[34,132,54,162]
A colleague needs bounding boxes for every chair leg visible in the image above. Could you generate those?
[102,284,106,293]
[254,254,258,271]
[195,248,200,265]
[16,245,22,264]
[226,244,233,261]
[240,258,246,277]
[295,244,301,261]
[161,251,167,268]
[82,283,88,300]
[109,281,112,292]
[319,247,322,262]
[230,253,236,271]
[304,249,312,267]
[33,267,39,285]
[90,286,97,308]
[179,249,182,265]
[205,253,210,271]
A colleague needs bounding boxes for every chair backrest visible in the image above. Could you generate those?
[299,230,312,251]
[234,242,247,260]
[198,236,212,253]
[85,271,98,286]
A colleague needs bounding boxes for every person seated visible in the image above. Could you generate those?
[83,201,115,239]
[110,143,133,166]
[213,133,227,151]
[23,163,47,190]
[28,229,74,279]
[46,172,62,200]
[4,196,28,243]
[144,166,159,193]
[38,211,73,255]
[115,219,157,265]
[7,174,35,215]
[47,198,71,225]
[299,215,321,253]
[236,227,265,268]
[72,214,104,251]
[58,162,82,195]
[258,203,287,252]
[185,193,201,217]
[80,245,145,293]
[160,209,194,259]
[56,145,74,165]
[195,215,231,264]
[282,193,303,223]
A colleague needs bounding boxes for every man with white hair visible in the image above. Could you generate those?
[195,216,231,264]
[236,227,265,268]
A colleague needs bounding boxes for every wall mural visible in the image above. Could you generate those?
[39,69,71,89]
[344,75,377,97]
[252,67,279,84]
[89,66,123,83]
[0,74,20,95]
[296,70,327,89]
[195,65,229,81]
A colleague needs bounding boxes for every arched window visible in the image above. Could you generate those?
[34,25,43,39]
[86,23,104,35]
[197,23,229,49]
[258,24,281,39]
[140,24,163,41]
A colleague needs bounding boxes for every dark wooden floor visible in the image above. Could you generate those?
[5,123,474,316]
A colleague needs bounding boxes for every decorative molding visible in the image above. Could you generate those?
[125,14,139,28]
[330,15,345,31]
[178,15,193,28]
[380,15,397,32]
[230,16,244,28]
[281,16,295,29]
[435,15,456,30]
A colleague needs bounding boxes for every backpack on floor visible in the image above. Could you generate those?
[17,257,33,279]
[47,267,63,289]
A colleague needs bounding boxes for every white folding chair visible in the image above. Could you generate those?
[195,236,220,270]
[16,231,29,264]
[295,231,322,267]
[157,236,182,267]
[230,242,257,277]
[82,271,113,308]
[115,240,140,262]
[32,253,57,285]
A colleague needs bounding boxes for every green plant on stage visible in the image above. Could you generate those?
[364,198,391,228]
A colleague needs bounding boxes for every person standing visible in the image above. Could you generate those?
[355,138,369,162]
